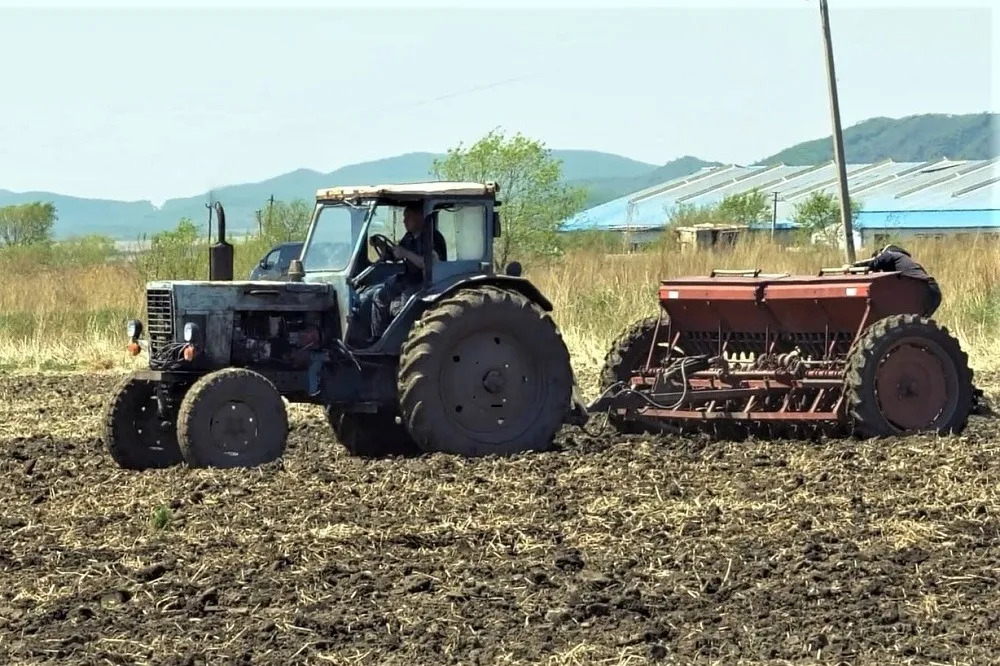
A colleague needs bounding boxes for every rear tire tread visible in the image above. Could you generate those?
[843,313,973,438]
[397,285,572,457]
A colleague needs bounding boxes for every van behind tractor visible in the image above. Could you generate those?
[588,266,978,439]
[105,182,588,469]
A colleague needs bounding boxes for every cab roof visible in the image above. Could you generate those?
[315,181,499,202]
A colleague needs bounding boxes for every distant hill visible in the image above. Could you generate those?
[1,112,995,239]
[756,112,998,165]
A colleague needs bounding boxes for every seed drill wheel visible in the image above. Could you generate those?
[104,372,183,470]
[324,406,419,458]
[844,314,974,437]
[599,314,682,434]
[397,285,573,457]
[177,368,288,468]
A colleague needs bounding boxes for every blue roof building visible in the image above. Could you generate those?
[560,157,1000,245]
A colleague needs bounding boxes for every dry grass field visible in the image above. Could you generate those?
[2,236,1000,664]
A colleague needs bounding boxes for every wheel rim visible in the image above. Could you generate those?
[438,330,543,445]
[125,383,174,455]
[208,401,260,457]
[874,337,959,432]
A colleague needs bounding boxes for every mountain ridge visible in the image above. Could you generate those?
[1,112,995,239]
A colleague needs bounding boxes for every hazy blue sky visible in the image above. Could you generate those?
[0,0,995,204]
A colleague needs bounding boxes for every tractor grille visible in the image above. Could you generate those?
[146,288,174,357]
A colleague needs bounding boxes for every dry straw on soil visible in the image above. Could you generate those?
[2,374,999,664]
[2,234,999,390]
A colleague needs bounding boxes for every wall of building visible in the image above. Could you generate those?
[858,226,1000,247]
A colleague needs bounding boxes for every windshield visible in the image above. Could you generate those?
[300,203,365,272]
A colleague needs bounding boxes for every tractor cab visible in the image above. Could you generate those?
[294,181,511,352]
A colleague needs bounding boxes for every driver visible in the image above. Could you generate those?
[364,203,447,343]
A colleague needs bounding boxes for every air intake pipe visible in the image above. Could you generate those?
[209,201,234,281]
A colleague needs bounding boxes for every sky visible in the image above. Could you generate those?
[0,0,996,205]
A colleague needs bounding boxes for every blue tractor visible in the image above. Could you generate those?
[105,181,589,469]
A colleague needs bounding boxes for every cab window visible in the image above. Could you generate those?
[435,204,487,262]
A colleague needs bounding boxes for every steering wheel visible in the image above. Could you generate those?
[369,234,397,262]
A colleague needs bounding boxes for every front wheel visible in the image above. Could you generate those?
[177,368,288,468]
[103,372,183,470]
[397,286,573,457]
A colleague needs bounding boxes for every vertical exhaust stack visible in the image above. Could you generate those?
[209,201,234,281]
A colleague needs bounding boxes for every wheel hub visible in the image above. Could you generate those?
[876,342,951,431]
[438,331,542,440]
[131,395,173,453]
[482,368,506,394]
[208,401,259,454]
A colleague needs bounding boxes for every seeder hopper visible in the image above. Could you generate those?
[589,265,975,440]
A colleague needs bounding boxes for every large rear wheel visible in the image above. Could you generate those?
[325,406,419,458]
[397,286,573,457]
[844,314,973,437]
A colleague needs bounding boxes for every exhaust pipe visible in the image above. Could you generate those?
[209,201,234,281]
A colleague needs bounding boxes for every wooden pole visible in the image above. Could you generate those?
[819,0,856,263]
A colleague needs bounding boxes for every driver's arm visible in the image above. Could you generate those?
[394,245,441,270]
[395,246,425,270]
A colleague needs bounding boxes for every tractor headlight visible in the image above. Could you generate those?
[183,322,199,343]
[126,319,143,339]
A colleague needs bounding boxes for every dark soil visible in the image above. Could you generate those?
[1,373,998,665]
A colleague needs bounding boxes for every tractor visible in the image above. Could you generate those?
[105,181,589,469]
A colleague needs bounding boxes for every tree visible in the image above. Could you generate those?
[430,128,588,267]
[0,201,57,248]
[791,191,864,246]
[261,199,312,244]
[140,218,205,280]
[717,189,770,225]
[791,191,862,231]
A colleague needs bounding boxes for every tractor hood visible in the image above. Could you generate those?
[146,279,335,311]
[143,280,337,369]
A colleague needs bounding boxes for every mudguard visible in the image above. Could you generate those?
[420,274,554,312]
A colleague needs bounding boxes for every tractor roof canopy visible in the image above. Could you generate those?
[315,181,499,203]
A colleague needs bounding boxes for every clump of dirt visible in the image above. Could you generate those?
[1,373,998,664]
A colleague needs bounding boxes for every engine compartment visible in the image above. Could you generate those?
[231,310,324,369]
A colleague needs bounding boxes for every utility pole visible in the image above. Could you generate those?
[771,191,779,239]
[266,194,276,239]
[204,193,214,244]
[819,0,856,263]
[204,194,214,281]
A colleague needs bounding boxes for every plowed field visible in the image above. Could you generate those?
[1,372,999,665]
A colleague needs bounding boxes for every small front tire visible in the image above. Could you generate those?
[104,372,183,470]
[177,368,288,468]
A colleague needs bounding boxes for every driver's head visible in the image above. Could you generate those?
[403,204,424,234]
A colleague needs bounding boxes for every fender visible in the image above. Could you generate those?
[420,274,554,312]
[356,274,554,357]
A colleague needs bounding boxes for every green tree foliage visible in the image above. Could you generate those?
[0,201,57,248]
[259,199,312,244]
[139,218,206,280]
[717,189,770,225]
[791,191,862,232]
[430,128,588,266]
[791,191,864,246]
